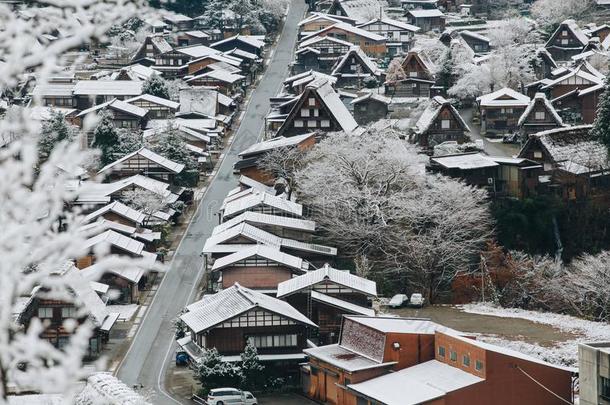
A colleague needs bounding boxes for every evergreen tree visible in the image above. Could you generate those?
[152,123,199,186]
[196,348,241,395]
[113,129,144,159]
[38,110,79,159]
[592,74,610,147]
[92,112,120,167]
[240,339,264,391]
[199,0,226,31]
[438,48,455,90]
[142,75,170,99]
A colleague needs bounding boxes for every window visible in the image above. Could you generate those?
[38,307,53,318]
[533,151,543,159]
[450,351,457,362]
[61,307,77,318]
[409,71,418,77]
[562,30,568,36]
[251,334,297,348]
[308,97,316,106]
[601,376,610,400]
[561,39,569,45]
[294,120,304,128]
[307,120,317,127]
[359,105,367,111]
[300,108,310,117]
[535,111,546,120]
[463,355,470,367]
[505,108,513,114]
[344,378,351,385]
[146,43,153,50]
[441,119,451,129]
[321,119,330,127]
[438,346,446,357]
[475,360,484,371]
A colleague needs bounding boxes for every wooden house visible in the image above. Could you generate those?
[356,17,420,56]
[330,46,383,88]
[163,14,195,31]
[31,80,75,108]
[83,201,147,228]
[587,24,610,42]
[275,78,358,137]
[545,20,588,61]
[301,22,387,57]
[386,49,436,97]
[124,94,179,119]
[185,69,245,95]
[476,88,530,136]
[533,48,558,80]
[132,35,173,62]
[21,266,119,359]
[350,93,391,124]
[73,81,143,110]
[97,147,184,183]
[233,133,316,184]
[460,30,491,54]
[179,284,317,371]
[302,315,464,405]
[518,125,610,205]
[518,93,564,135]
[209,245,310,292]
[177,30,211,47]
[347,331,574,405]
[297,36,353,73]
[211,35,265,56]
[412,96,470,148]
[186,53,243,76]
[406,8,445,32]
[298,13,357,37]
[277,265,377,345]
[326,0,384,25]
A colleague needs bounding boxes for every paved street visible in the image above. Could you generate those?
[461,108,521,157]
[114,1,308,403]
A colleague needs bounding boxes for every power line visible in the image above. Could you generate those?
[515,365,574,405]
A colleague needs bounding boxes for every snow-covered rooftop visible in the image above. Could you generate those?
[304,343,397,372]
[477,87,530,107]
[238,133,315,158]
[210,245,309,272]
[98,147,185,175]
[73,80,143,96]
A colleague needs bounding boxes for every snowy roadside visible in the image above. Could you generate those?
[458,303,610,367]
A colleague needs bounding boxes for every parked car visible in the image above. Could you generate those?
[388,294,408,308]
[207,388,257,405]
[409,293,425,308]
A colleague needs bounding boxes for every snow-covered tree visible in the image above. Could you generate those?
[142,74,170,99]
[240,339,264,391]
[198,0,226,31]
[122,188,165,226]
[0,0,159,399]
[152,124,198,186]
[91,112,120,167]
[591,74,610,147]
[385,58,406,83]
[437,48,454,89]
[448,63,492,100]
[256,145,307,198]
[113,128,145,159]
[38,110,79,159]
[530,0,593,31]
[486,17,536,48]
[294,130,492,302]
[196,348,241,396]
[564,252,610,321]
[488,44,536,91]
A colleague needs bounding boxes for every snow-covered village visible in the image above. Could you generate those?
[2,0,610,404]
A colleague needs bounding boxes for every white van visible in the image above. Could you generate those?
[207,388,257,405]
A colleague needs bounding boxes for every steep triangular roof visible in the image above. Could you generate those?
[401,49,436,78]
[476,87,530,107]
[331,46,381,76]
[518,93,563,127]
[415,96,470,134]
[210,245,310,272]
[98,147,185,175]
[546,19,588,48]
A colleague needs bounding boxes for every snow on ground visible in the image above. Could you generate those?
[106,304,139,321]
[459,303,610,367]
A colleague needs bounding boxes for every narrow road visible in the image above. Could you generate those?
[461,108,521,157]
[115,2,307,403]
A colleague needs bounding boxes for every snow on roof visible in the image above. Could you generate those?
[83,229,145,256]
[311,291,375,316]
[333,0,384,24]
[578,82,605,96]
[328,22,386,41]
[541,65,604,90]
[80,260,147,284]
[331,46,381,77]
[291,71,337,88]
[518,93,563,127]
[298,13,345,27]
[408,8,444,18]
[310,79,359,133]
[299,34,354,49]
[348,360,484,405]
[239,133,315,157]
[164,13,193,23]
[476,87,530,107]
[176,45,220,58]
[546,19,588,48]
[277,264,377,298]
[77,372,152,405]
[212,211,316,235]
[125,94,179,109]
[7,394,63,404]
[211,245,309,272]
[98,147,185,175]
[65,266,109,327]
[186,69,245,84]
[225,48,259,60]
[351,92,391,105]
[76,98,148,118]
[31,83,74,97]
[347,315,463,335]
[222,190,303,219]
[304,344,397,372]
[444,332,576,372]
[73,80,143,96]
[179,87,218,116]
[358,17,419,32]
[84,201,146,224]
[212,34,265,49]
[150,35,173,54]
[460,30,490,43]
[430,153,499,170]
[238,175,277,194]
[415,96,470,134]
[181,283,317,333]
[184,30,210,38]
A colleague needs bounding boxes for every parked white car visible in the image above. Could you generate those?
[409,293,425,308]
[207,388,257,405]
[388,294,409,308]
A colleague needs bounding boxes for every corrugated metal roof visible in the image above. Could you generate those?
[181,284,317,333]
[125,94,180,109]
[277,264,377,298]
[83,229,145,256]
[84,201,147,224]
[238,133,315,157]
[222,190,303,219]
[212,211,316,235]
[311,291,375,316]
[98,147,185,175]
[211,245,309,272]
[76,98,148,118]
[73,80,143,96]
